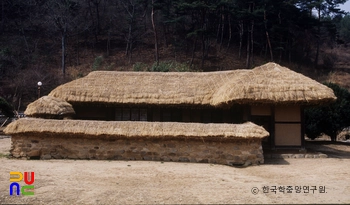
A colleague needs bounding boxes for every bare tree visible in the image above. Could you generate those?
[121,0,136,63]
[43,0,83,76]
[238,20,244,59]
[87,0,103,43]
[264,7,273,61]
[151,0,159,64]
[246,2,255,68]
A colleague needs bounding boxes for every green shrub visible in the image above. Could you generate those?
[305,83,350,141]
[149,61,171,72]
[147,61,193,72]
[0,97,14,118]
[173,62,192,72]
[92,56,103,70]
[105,63,115,71]
[76,72,84,78]
[133,62,148,72]
[322,53,337,70]
[133,61,194,72]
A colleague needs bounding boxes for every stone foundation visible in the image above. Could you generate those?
[10,135,264,166]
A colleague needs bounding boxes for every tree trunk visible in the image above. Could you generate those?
[190,37,197,67]
[250,18,254,66]
[238,20,243,59]
[1,0,3,34]
[151,0,159,64]
[202,37,205,69]
[216,17,221,43]
[246,3,255,68]
[264,9,273,61]
[314,6,321,68]
[331,133,337,142]
[246,22,250,68]
[122,1,135,63]
[21,29,30,54]
[278,11,283,63]
[246,3,252,68]
[88,1,98,44]
[226,14,232,50]
[107,29,111,56]
[174,13,178,61]
[288,39,292,64]
[125,23,132,55]
[61,23,67,76]
[163,24,168,48]
[95,0,100,36]
[219,7,224,51]
[76,36,80,65]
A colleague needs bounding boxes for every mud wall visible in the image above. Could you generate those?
[10,135,264,166]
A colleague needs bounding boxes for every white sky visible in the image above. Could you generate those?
[339,0,350,13]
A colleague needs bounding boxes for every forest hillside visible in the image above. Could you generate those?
[0,0,350,111]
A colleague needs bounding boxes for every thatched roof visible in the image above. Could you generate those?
[49,62,336,106]
[24,96,75,118]
[4,118,269,140]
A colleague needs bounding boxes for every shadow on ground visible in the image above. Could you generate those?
[305,140,350,159]
[263,158,290,165]
[261,140,350,165]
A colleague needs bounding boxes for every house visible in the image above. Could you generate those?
[4,62,336,165]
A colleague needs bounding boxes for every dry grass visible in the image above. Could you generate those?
[4,118,269,140]
[330,46,350,70]
[24,96,75,118]
[328,71,350,91]
[49,63,336,107]
[317,45,350,91]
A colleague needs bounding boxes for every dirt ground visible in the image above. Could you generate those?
[0,136,349,204]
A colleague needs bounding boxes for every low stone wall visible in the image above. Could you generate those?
[10,135,264,166]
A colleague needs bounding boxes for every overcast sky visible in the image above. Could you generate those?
[339,0,350,13]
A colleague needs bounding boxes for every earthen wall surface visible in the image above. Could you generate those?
[10,135,264,166]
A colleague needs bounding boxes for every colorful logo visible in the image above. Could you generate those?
[9,171,35,196]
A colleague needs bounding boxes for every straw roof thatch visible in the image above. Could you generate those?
[24,96,75,118]
[49,62,336,106]
[4,118,269,140]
